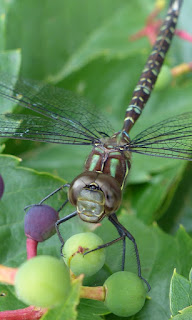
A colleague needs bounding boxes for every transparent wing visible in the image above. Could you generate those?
[128,113,192,160]
[0,114,97,145]
[0,75,114,144]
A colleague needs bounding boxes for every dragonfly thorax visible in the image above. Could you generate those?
[99,130,131,149]
[85,132,131,188]
[68,171,122,223]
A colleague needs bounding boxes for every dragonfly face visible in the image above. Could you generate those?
[77,187,105,222]
[68,171,122,223]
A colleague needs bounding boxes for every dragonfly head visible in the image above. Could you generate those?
[68,171,122,223]
[77,186,105,222]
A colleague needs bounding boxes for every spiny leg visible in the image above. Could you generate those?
[57,199,69,213]
[55,211,78,247]
[88,213,141,279]
[24,183,70,211]
[84,235,125,254]
[39,183,70,205]
[109,213,126,271]
[109,214,151,291]
[83,214,150,290]
[83,219,126,270]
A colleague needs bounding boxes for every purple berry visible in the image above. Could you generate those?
[24,205,59,242]
[0,175,4,199]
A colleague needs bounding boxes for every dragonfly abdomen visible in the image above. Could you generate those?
[123,0,182,133]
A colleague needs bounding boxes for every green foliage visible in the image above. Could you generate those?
[41,275,82,320]
[169,269,192,320]
[0,0,192,319]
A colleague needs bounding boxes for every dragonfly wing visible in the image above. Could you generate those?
[0,75,114,142]
[0,114,96,145]
[128,112,192,161]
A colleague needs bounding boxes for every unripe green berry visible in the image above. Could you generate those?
[15,255,71,308]
[62,232,105,277]
[104,271,146,317]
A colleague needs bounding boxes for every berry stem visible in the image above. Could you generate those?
[129,5,162,46]
[171,62,192,77]
[0,306,47,320]
[80,286,105,301]
[175,29,192,42]
[0,265,17,285]
[26,238,38,259]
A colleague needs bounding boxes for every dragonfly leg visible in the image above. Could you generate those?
[109,213,126,270]
[84,235,125,255]
[55,211,78,249]
[24,183,70,211]
[39,183,70,205]
[57,199,69,213]
[109,213,151,291]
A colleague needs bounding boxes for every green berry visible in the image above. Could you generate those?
[15,255,71,308]
[155,65,172,91]
[104,271,146,317]
[62,232,105,277]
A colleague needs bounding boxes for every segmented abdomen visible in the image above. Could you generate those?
[123,0,182,133]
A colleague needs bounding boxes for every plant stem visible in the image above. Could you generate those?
[0,265,17,285]
[80,285,105,301]
[0,306,47,320]
[26,238,38,259]
[171,62,192,77]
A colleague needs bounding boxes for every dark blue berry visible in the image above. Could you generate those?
[24,205,59,242]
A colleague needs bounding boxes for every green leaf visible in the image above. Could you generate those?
[0,13,5,50]
[6,0,142,79]
[0,50,21,114]
[77,300,107,320]
[158,163,192,236]
[124,161,186,224]
[48,1,153,82]
[170,306,192,320]
[189,269,192,283]
[0,284,26,311]
[41,276,82,320]
[170,269,192,317]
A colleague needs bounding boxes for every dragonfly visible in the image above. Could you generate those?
[0,0,189,290]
